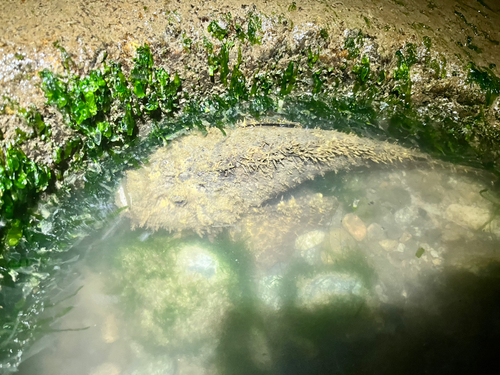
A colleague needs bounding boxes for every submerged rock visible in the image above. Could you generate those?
[445,204,491,230]
[296,272,368,308]
[322,228,357,263]
[113,235,235,352]
[229,192,338,267]
[342,213,367,241]
[118,125,428,236]
[295,230,326,252]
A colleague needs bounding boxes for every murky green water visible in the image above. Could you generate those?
[14,153,500,374]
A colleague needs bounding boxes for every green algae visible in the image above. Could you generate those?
[344,32,364,59]
[467,62,500,106]
[352,55,371,85]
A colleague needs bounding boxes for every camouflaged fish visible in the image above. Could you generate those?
[116,124,432,236]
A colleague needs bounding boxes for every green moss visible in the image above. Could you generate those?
[229,48,248,100]
[17,106,51,141]
[363,16,371,28]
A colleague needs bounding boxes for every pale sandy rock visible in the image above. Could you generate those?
[342,214,367,241]
[89,363,120,375]
[322,228,356,264]
[379,240,398,252]
[395,206,419,226]
[446,204,491,230]
[367,223,386,242]
[396,243,406,253]
[101,314,119,344]
[295,230,326,251]
[399,232,412,243]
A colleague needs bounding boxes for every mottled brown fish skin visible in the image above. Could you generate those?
[118,125,428,235]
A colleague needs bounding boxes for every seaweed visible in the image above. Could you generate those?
[352,55,371,85]
[344,32,364,59]
[247,13,262,45]
[280,61,299,95]
[208,20,229,41]
[392,43,418,105]
[467,62,500,106]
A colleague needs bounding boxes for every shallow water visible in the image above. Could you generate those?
[16,161,500,375]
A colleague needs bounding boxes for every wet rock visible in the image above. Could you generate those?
[114,236,235,351]
[445,204,491,230]
[399,232,412,243]
[379,239,398,252]
[89,363,121,375]
[257,273,284,310]
[367,223,386,242]
[248,328,272,371]
[396,243,406,253]
[101,314,119,344]
[394,206,419,226]
[295,230,326,251]
[441,223,473,242]
[322,228,356,263]
[229,193,338,267]
[296,272,367,308]
[177,358,207,375]
[295,230,325,265]
[342,213,367,241]
[129,355,177,375]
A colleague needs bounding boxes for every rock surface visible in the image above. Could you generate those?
[342,213,367,241]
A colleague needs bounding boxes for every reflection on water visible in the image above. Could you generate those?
[18,165,500,375]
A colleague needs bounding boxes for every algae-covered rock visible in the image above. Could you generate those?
[295,272,368,309]
[118,125,428,236]
[113,234,236,352]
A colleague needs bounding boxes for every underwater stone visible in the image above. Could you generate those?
[322,228,356,264]
[230,192,338,267]
[379,239,398,252]
[295,272,367,308]
[342,213,367,241]
[394,205,419,226]
[366,223,386,242]
[114,235,235,351]
[257,274,285,310]
[445,204,491,230]
[89,363,121,375]
[295,230,326,251]
[118,125,428,236]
